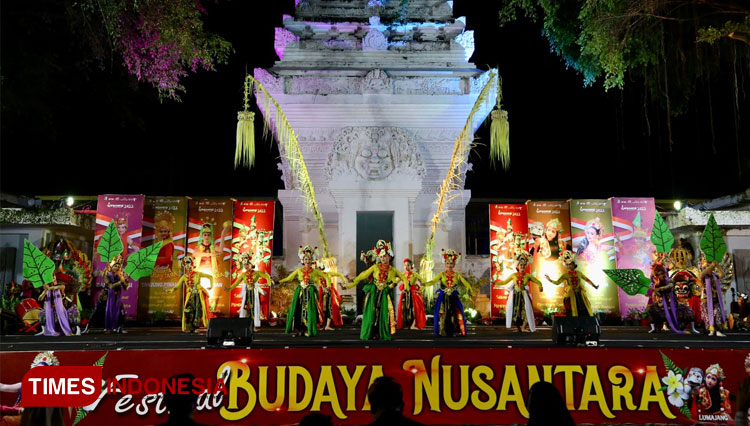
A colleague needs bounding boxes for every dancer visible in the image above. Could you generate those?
[700,256,731,337]
[396,258,427,330]
[545,250,599,317]
[317,261,345,330]
[493,251,542,332]
[226,252,270,331]
[346,240,406,341]
[427,249,471,337]
[168,255,212,333]
[38,275,73,336]
[279,246,325,337]
[104,255,129,334]
[647,262,698,334]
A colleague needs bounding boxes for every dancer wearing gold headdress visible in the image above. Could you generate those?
[427,249,471,336]
[279,246,326,337]
[226,252,270,331]
[493,250,542,332]
[168,255,212,333]
[396,258,427,330]
[346,240,406,341]
[546,250,599,317]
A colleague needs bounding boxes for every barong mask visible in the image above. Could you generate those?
[32,351,60,368]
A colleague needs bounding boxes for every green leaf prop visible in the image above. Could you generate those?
[700,214,726,263]
[650,214,674,253]
[123,241,162,281]
[23,240,56,288]
[97,220,124,263]
[603,269,651,296]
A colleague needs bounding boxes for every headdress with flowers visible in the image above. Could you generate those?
[515,250,530,266]
[32,351,60,368]
[441,249,461,263]
[360,249,378,264]
[545,218,563,233]
[375,240,393,257]
[561,250,577,266]
[298,245,319,263]
[115,214,129,227]
[585,217,603,234]
[705,363,725,381]
[403,258,414,267]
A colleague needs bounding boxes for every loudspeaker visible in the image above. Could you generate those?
[552,315,600,346]
[207,318,253,347]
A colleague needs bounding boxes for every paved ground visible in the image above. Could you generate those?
[2,325,749,352]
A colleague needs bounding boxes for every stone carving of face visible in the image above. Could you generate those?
[354,134,394,180]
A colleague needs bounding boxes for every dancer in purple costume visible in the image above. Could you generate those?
[38,275,72,336]
[105,255,129,333]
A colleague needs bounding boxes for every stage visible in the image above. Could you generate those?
[2,325,749,352]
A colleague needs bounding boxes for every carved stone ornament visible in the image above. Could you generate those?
[254,68,284,93]
[363,69,392,93]
[362,28,387,51]
[325,127,426,181]
[274,27,299,60]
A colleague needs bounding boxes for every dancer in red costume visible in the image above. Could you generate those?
[396,258,427,330]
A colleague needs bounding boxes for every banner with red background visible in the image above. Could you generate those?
[1,347,747,425]
[230,200,275,318]
[188,199,234,317]
[489,204,528,318]
[94,195,145,321]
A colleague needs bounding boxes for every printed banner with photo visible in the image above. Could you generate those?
[3,347,746,425]
[569,199,619,314]
[188,199,234,317]
[231,200,275,318]
[489,204,529,318]
[94,194,145,321]
[526,201,572,314]
[137,197,188,321]
[611,197,656,317]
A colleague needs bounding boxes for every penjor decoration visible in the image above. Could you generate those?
[490,75,510,170]
[234,73,331,260]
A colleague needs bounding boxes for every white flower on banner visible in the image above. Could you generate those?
[662,371,684,394]
[667,389,689,407]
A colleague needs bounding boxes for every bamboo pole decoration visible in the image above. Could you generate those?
[235,78,256,168]
[420,70,499,283]
[237,74,331,259]
[489,75,510,170]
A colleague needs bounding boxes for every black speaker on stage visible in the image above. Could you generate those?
[207,318,253,347]
[552,315,600,346]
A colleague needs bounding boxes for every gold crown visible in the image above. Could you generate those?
[705,363,725,381]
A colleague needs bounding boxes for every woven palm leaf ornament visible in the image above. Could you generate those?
[490,75,510,170]
[420,69,502,284]
[235,74,332,259]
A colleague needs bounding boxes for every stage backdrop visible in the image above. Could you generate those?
[188,199,233,317]
[137,197,188,322]
[231,200,275,318]
[94,194,145,321]
[611,197,656,317]
[526,201,572,314]
[570,199,619,314]
[489,204,528,318]
[2,347,747,426]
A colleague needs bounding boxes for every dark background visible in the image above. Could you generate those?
[1,1,748,200]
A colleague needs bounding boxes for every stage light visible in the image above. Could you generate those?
[637,368,645,374]
[674,200,682,210]
[65,196,74,207]
[241,358,247,363]
[410,368,418,374]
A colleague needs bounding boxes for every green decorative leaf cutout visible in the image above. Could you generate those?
[700,214,726,263]
[93,352,108,367]
[97,220,124,264]
[650,214,674,253]
[603,269,651,296]
[72,352,108,426]
[23,240,55,288]
[123,241,162,281]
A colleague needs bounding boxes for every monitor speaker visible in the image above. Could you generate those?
[551,315,600,346]
[207,318,253,347]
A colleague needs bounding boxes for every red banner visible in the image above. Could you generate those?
[2,347,747,425]
[231,200,275,319]
[489,204,529,318]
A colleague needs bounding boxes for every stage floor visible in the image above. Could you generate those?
[2,325,749,352]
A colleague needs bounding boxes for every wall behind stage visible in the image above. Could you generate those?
[188,199,233,316]
[489,204,528,318]
[570,199,619,314]
[526,201,572,313]
[138,196,188,321]
[611,197,656,317]
[93,194,144,321]
[231,200,275,318]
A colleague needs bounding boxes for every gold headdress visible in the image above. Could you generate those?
[669,247,693,269]
[298,245,318,262]
[586,217,603,233]
[181,254,195,267]
[561,250,576,266]
[546,218,563,233]
[154,211,175,230]
[705,364,725,381]
[115,214,129,227]
[515,250,530,266]
[32,351,60,368]
[375,240,394,257]
[109,254,124,268]
[441,248,461,263]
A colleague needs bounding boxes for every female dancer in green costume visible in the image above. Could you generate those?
[346,240,407,341]
[278,246,327,337]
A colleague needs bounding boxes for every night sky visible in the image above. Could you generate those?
[1,1,748,201]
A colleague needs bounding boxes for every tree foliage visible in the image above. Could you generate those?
[498,0,750,116]
[72,0,232,100]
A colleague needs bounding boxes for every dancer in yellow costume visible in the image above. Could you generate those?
[226,252,270,331]
[494,250,543,332]
[279,245,326,337]
[545,250,599,317]
[426,249,471,336]
[168,255,212,333]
